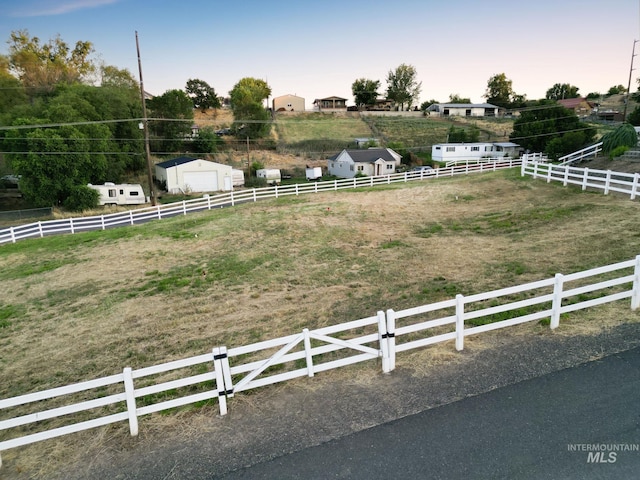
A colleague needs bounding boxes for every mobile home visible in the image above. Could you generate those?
[431,142,521,162]
[88,183,146,206]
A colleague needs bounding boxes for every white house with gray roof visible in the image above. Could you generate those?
[426,103,500,117]
[327,148,401,178]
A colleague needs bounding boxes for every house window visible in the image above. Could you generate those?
[443,109,450,116]
[357,165,364,171]
[466,109,472,116]
[446,147,455,152]
[350,165,354,171]
[471,146,479,151]
[386,164,393,170]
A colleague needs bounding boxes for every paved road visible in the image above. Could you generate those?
[217,347,640,480]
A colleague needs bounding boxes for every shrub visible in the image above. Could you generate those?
[63,185,99,211]
[609,145,630,159]
[601,123,637,155]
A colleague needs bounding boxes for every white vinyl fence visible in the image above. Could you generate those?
[1,255,639,467]
[0,159,521,245]
[521,159,640,200]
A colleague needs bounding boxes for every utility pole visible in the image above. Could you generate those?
[135,31,156,206]
[623,39,638,121]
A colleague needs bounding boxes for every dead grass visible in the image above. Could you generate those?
[2,169,640,477]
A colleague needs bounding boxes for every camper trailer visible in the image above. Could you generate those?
[256,169,281,186]
[232,169,245,187]
[88,183,146,206]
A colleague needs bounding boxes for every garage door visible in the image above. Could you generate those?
[183,171,218,192]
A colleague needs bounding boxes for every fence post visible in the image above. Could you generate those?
[123,367,138,436]
[230,191,234,207]
[550,273,564,329]
[10,226,15,243]
[582,168,589,191]
[69,218,75,235]
[546,163,552,183]
[38,221,43,237]
[385,309,396,371]
[520,158,526,177]
[157,204,162,219]
[631,173,639,200]
[253,188,257,203]
[632,255,640,311]
[455,294,464,351]
[604,170,611,195]
[212,347,230,415]
[563,166,569,187]
[377,311,390,373]
[101,215,105,230]
[303,328,314,377]
[129,210,134,225]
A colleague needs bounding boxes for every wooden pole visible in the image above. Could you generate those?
[135,31,156,206]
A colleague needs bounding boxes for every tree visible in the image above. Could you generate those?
[0,55,27,116]
[386,64,422,111]
[352,78,380,109]
[147,89,194,152]
[229,77,272,138]
[627,105,640,125]
[447,125,480,143]
[100,65,138,91]
[600,123,637,155]
[484,73,514,108]
[545,83,580,100]
[449,94,471,104]
[509,104,596,158]
[607,85,627,96]
[7,30,95,97]
[185,78,221,112]
[191,126,222,155]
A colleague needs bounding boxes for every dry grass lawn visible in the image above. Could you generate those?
[2,168,640,477]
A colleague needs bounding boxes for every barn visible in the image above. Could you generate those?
[155,157,234,194]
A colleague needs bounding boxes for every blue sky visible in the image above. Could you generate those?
[1,0,639,108]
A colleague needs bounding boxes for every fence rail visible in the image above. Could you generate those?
[521,159,640,200]
[1,255,639,467]
[0,159,521,245]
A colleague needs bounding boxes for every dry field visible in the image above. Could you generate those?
[2,168,640,477]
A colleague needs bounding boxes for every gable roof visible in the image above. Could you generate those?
[428,103,499,110]
[155,157,199,169]
[329,148,400,163]
[557,97,593,109]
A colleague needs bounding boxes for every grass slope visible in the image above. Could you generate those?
[2,168,640,476]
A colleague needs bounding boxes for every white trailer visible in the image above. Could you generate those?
[232,169,245,187]
[256,169,281,186]
[88,183,146,206]
[305,166,322,181]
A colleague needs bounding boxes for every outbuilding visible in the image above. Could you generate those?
[155,157,234,194]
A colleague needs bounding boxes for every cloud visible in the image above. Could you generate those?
[10,0,121,17]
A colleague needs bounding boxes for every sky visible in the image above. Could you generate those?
[1,0,640,108]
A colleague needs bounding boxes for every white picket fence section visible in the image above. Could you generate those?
[0,159,521,245]
[558,142,603,165]
[1,255,639,467]
[521,159,640,200]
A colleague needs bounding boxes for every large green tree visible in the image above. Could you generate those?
[448,94,471,104]
[545,83,580,100]
[229,77,272,138]
[147,89,194,153]
[352,78,380,109]
[509,104,596,158]
[386,64,421,111]
[185,78,221,112]
[7,29,95,97]
[484,73,515,108]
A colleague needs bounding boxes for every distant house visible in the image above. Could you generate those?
[354,137,379,147]
[426,103,500,117]
[327,148,401,178]
[313,96,348,112]
[155,157,234,193]
[273,94,305,112]
[365,98,393,111]
[557,97,594,117]
[432,142,522,162]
